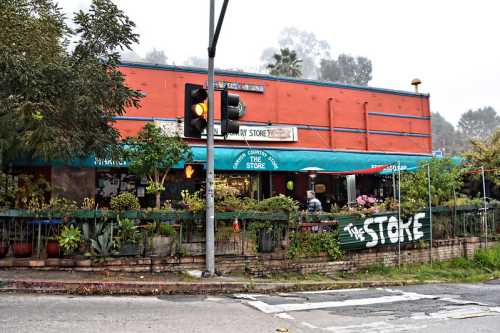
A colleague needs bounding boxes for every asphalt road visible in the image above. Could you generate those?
[1,281,500,332]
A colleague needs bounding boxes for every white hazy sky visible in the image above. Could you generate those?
[59,0,500,126]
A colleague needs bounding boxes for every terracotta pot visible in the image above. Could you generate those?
[151,236,172,256]
[46,240,61,258]
[13,242,32,258]
[0,241,8,258]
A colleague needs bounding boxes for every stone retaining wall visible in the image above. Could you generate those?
[0,237,494,276]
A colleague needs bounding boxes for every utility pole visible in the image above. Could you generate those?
[206,0,229,276]
[427,163,433,264]
[481,166,487,248]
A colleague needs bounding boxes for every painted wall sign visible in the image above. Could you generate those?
[205,80,265,93]
[339,212,430,250]
[232,149,279,171]
[155,120,298,142]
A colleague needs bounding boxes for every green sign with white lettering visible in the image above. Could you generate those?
[232,149,279,171]
[339,212,430,250]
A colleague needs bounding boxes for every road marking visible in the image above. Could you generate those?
[232,294,266,301]
[411,305,500,320]
[247,291,437,314]
[294,288,368,295]
[324,321,427,333]
[275,313,294,320]
[301,322,319,329]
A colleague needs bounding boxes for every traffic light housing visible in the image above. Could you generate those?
[184,84,208,138]
[183,162,205,180]
[221,90,241,135]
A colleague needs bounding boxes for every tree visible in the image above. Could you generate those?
[275,27,330,79]
[184,56,208,68]
[267,48,302,78]
[400,158,463,215]
[431,112,466,154]
[144,48,167,65]
[0,0,141,165]
[124,123,192,209]
[319,54,373,86]
[458,106,500,141]
[462,129,500,198]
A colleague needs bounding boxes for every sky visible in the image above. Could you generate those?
[59,0,500,126]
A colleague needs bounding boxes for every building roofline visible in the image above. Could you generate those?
[119,61,430,98]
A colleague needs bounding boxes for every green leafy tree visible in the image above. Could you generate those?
[319,54,373,86]
[431,112,466,154]
[144,48,167,64]
[0,0,142,165]
[400,158,463,215]
[124,123,192,209]
[458,106,500,141]
[462,129,500,198]
[267,48,302,78]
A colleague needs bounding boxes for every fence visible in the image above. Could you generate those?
[0,204,498,260]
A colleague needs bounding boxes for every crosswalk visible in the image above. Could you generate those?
[234,287,500,332]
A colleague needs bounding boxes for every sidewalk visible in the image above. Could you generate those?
[0,270,422,295]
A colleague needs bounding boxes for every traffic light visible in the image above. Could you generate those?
[183,162,205,180]
[221,90,242,135]
[184,83,208,138]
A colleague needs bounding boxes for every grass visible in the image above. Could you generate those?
[339,245,500,283]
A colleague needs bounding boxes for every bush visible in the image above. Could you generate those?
[474,246,500,270]
[159,223,175,237]
[288,231,342,260]
[256,195,299,213]
[58,225,81,254]
[110,192,140,211]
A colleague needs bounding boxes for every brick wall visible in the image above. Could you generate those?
[0,237,495,276]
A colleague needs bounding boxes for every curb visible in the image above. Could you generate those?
[0,278,431,296]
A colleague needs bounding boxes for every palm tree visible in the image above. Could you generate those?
[267,48,302,78]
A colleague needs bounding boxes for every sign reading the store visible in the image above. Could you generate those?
[232,149,279,171]
[155,121,298,142]
[205,80,265,93]
[339,212,430,250]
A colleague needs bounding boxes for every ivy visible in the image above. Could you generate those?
[287,231,342,260]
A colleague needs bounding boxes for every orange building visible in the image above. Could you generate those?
[97,62,431,207]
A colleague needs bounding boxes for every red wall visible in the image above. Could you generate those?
[115,64,432,155]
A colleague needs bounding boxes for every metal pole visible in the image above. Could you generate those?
[392,168,396,202]
[397,161,401,267]
[427,164,433,264]
[205,0,216,276]
[481,166,487,247]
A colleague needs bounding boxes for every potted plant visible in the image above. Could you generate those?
[12,222,32,258]
[57,225,81,256]
[116,217,141,256]
[149,221,175,256]
[0,240,9,258]
[46,237,61,258]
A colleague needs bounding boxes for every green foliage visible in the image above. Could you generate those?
[458,106,500,141]
[90,222,114,256]
[145,221,175,238]
[15,175,50,209]
[400,157,463,215]
[110,192,140,211]
[431,112,466,154]
[49,197,77,216]
[288,231,342,260]
[255,195,299,213]
[181,189,205,213]
[0,171,16,208]
[474,246,500,271]
[159,223,175,237]
[267,48,302,77]
[319,54,372,86]
[58,225,81,254]
[0,0,142,163]
[462,129,500,187]
[124,123,192,208]
[116,217,140,244]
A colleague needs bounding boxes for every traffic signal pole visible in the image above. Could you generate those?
[206,0,229,276]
